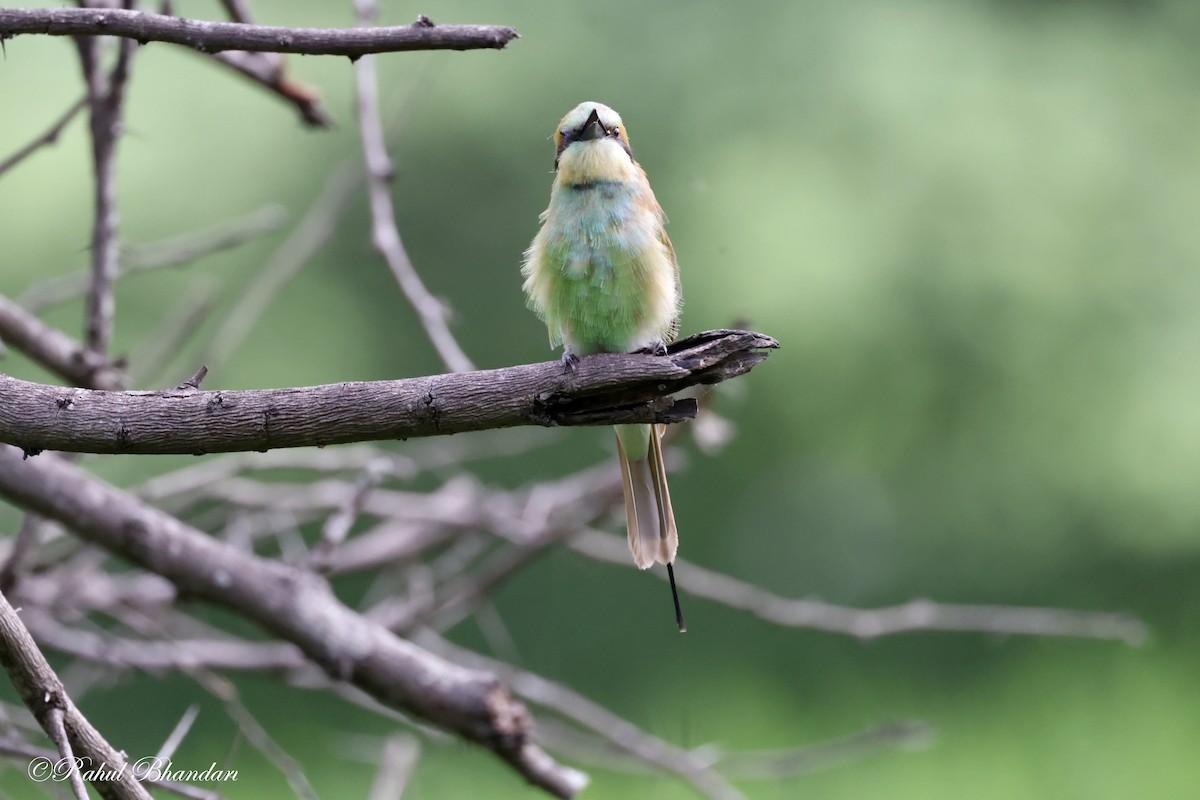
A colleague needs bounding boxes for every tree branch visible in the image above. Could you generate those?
[0,8,520,56]
[418,630,743,800]
[0,96,87,179]
[202,0,331,126]
[76,6,135,359]
[0,445,588,798]
[0,329,778,456]
[570,530,1148,644]
[354,0,475,373]
[207,50,332,126]
[0,293,123,390]
[18,204,287,313]
[0,736,217,800]
[0,589,152,800]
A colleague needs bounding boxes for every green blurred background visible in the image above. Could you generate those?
[2,0,1199,797]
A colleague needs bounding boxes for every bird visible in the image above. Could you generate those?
[522,101,686,631]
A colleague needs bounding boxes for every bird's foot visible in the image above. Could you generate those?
[636,340,669,357]
[560,350,580,373]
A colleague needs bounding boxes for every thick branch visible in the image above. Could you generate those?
[0,329,777,455]
[0,445,587,798]
[0,8,520,55]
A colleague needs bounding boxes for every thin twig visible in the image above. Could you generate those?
[353,1,474,373]
[367,734,420,800]
[569,530,1148,644]
[0,8,521,55]
[45,707,89,800]
[180,0,329,125]
[190,669,318,800]
[18,205,287,312]
[154,703,200,762]
[0,514,44,593]
[417,630,737,800]
[217,0,254,24]
[135,428,556,506]
[136,445,418,503]
[209,51,332,126]
[711,720,933,779]
[308,459,389,570]
[24,611,306,673]
[0,96,87,178]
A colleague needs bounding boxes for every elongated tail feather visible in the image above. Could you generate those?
[615,424,677,569]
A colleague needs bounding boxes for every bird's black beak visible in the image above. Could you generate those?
[578,108,606,141]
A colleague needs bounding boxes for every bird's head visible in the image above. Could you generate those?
[552,102,638,184]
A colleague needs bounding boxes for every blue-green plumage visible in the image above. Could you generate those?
[535,180,661,354]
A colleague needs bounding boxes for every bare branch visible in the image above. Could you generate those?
[0,589,152,799]
[376,464,627,632]
[0,445,588,798]
[136,429,556,506]
[367,734,420,800]
[0,514,43,593]
[0,735,220,800]
[45,707,89,800]
[0,96,87,179]
[18,205,287,313]
[24,610,306,673]
[183,0,326,125]
[354,1,474,373]
[418,630,739,800]
[208,50,332,126]
[189,669,317,800]
[135,444,419,502]
[154,703,199,762]
[218,0,254,24]
[308,459,388,570]
[125,205,286,269]
[712,721,933,780]
[0,329,777,455]
[77,18,136,358]
[0,293,123,389]
[0,8,521,56]
[570,530,1148,644]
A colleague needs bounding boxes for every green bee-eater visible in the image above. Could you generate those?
[522,102,686,630]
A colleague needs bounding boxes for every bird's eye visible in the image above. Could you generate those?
[612,126,620,136]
